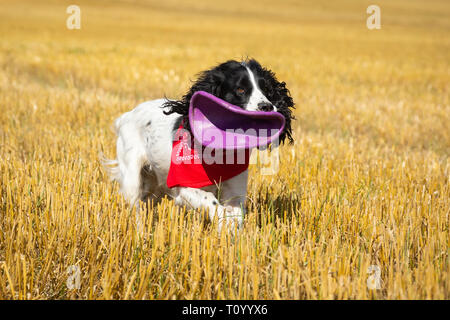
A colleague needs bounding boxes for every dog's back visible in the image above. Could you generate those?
[103,98,180,205]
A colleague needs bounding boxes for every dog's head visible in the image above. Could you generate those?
[164,58,295,144]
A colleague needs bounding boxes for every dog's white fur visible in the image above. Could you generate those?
[244,66,275,112]
[104,68,271,231]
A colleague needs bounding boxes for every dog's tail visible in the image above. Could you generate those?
[99,112,128,182]
[99,152,121,182]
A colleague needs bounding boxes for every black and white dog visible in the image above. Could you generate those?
[103,59,294,230]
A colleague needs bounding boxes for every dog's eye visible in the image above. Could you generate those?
[236,87,245,94]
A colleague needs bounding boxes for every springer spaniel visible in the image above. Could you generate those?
[103,59,294,231]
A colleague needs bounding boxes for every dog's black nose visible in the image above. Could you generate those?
[258,102,274,112]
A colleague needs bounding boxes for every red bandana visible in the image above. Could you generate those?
[166,125,250,188]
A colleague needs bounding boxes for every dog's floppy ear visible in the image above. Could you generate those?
[163,66,228,132]
[209,71,225,97]
[271,80,295,144]
[163,60,240,133]
[190,67,226,98]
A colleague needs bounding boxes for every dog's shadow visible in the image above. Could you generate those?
[136,187,303,233]
[247,189,302,228]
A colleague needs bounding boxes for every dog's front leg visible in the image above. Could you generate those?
[219,170,249,230]
[173,187,240,232]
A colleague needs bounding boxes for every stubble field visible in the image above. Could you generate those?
[0,0,449,299]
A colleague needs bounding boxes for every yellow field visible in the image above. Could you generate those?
[0,0,449,299]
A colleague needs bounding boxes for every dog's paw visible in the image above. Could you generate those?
[217,205,243,234]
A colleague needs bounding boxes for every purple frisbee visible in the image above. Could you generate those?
[189,91,285,150]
